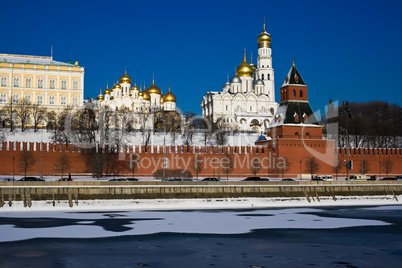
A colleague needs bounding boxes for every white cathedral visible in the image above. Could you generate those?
[96,72,176,113]
[201,23,278,133]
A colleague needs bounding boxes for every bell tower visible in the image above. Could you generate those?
[256,19,275,100]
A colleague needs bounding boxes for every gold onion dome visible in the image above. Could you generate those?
[103,85,110,95]
[131,84,139,91]
[119,70,132,84]
[235,54,254,77]
[138,90,144,98]
[114,83,122,89]
[97,92,104,101]
[143,90,151,101]
[163,89,176,103]
[146,79,162,95]
[257,23,272,43]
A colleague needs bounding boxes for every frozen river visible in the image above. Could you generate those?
[1,205,402,267]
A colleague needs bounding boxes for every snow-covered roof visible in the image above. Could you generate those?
[0,53,77,67]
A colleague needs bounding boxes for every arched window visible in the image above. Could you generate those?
[25,78,32,88]
[38,79,44,89]
[267,74,270,80]
[49,96,55,105]
[0,93,6,103]
[61,80,67,90]
[72,97,78,106]
[293,89,296,97]
[50,79,55,89]
[12,94,19,104]
[1,77,7,87]
[37,95,43,105]
[13,77,19,87]
[295,132,299,136]
[25,95,31,104]
[73,80,79,90]
[261,74,264,80]
[300,90,303,98]
[61,96,67,105]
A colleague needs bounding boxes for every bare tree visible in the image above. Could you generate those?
[277,157,289,179]
[18,147,36,178]
[33,105,47,132]
[192,154,204,180]
[381,159,394,177]
[333,159,343,180]
[128,153,139,178]
[221,152,234,180]
[250,158,261,176]
[361,159,370,174]
[305,156,320,179]
[15,97,31,132]
[54,152,71,178]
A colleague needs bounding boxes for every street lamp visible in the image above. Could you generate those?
[340,127,350,181]
[299,160,302,180]
[379,161,381,180]
[12,156,15,179]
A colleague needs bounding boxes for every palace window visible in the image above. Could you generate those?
[0,94,6,103]
[72,97,78,106]
[25,95,31,104]
[37,95,43,105]
[49,95,55,105]
[262,74,264,80]
[293,89,296,97]
[73,80,79,90]
[38,79,44,89]
[13,77,19,87]
[300,90,303,98]
[61,80,67,90]
[61,96,67,105]
[50,79,55,89]
[1,77,6,87]
[268,74,270,80]
[12,94,19,104]
[25,78,32,88]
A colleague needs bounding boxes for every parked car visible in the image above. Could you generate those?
[380,177,397,181]
[2,178,16,182]
[395,176,402,180]
[19,177,45,181]
[202,177,218,181]
[281,178,295,181]
[367,175,376,181]
[58,178,73,181]
[109,178,128,181]
[311,178,324,181]
[243,177,269,181]
[125,178,139,181]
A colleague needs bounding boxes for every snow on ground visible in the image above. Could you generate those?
[0,203,397,242]
[0,195,400,212]
[1,129,260,147]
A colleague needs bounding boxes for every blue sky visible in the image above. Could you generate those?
[2,0,401,115]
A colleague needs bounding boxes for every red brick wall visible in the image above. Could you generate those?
[1,141,401,178]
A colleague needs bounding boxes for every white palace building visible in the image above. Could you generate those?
[201,23,278,133]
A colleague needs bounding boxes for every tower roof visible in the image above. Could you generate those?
[282,61,305,87]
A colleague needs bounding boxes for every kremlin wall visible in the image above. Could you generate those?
[0,141,401,178]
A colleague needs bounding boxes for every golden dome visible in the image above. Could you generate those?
[235,54,254,77]
[97,94,104,101]
[163,89,176,103]
[143,90,151,101]
[138,90,144,98]
[146,79,162,95]
[119,71,132,84]
[131,84,139,91]
[103,85,110,95]
[257,23,272,44]
[114,83,121,89]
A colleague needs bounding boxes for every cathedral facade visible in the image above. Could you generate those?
[95,72,178,130]
[201,23,278,133]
